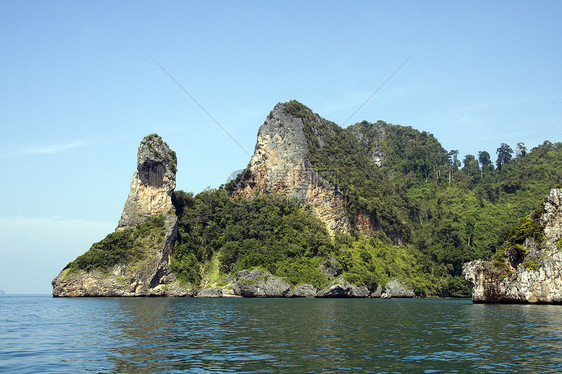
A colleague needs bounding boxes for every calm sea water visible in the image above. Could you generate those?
[1,296,561,373]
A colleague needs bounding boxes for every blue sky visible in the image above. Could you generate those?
[1,1,561,294]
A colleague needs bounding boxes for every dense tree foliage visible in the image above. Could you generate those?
[170,188,462,295]
[496,143,514,171]
[288,104,413,244]
[65,216,167,273]
[171,190,336,288]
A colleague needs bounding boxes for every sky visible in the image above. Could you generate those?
[1,1,561,294]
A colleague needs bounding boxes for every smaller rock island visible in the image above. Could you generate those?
[463,188,562,304]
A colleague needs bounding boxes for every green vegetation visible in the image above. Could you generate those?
[523,260,541,271]
[505,216,545,250]
[491,250,507,272]
[285,102,412,243]
[168,149,177,174]
[65,216,166,273]
[169,187,471,296]
[490,212,546,273]
[168,102,561,296]
[70,102,561,297]
[170,189,336,288]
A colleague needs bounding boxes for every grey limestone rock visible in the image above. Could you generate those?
[232,269,292,298]
[349,121,387,166]
[118,134,177,229]
[196,287,223,298]
[293,284,317,297]
[370,284,383,298]
[318,256,343,279]
[381,280,415,298]
[315,277,369,298]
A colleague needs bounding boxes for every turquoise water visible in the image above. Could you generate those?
[1,296,561,373]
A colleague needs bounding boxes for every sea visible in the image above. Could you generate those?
[1,296,561,373]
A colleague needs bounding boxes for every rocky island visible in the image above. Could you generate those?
[53,101,562,299]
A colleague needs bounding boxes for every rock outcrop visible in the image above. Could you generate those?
[380,280,415,298]
[195,287,225,298]
[293,284,318,297]
[370,284,383,298]
[234,102,351,235]
[52,134,184,297]
[315,277,370,298]
[232,269,292,297]
[193,270,374,298]
[195,270,292,298]
[463,188,562,304]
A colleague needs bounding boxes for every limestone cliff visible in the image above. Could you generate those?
[463,188,562,304]
[117,134,177,229]
[234,102,351,235]
[52,134,186,297]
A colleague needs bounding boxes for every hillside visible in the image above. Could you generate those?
[53,101,562,297]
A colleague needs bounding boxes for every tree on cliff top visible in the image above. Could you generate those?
[496,143,514,171]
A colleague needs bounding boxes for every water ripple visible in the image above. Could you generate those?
[1,297,562,373]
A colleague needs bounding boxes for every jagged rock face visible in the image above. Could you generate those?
[380,280,415,298]
[195,287,225,298]
[318,256,343,279]
[117,134,177,229]
[315,277,370,298]
[235,103,350,235]
[355,213,377,237]
[52,134,184,297]
[293,284,317,297]
[463,188,562,304]
[232,269,292,298]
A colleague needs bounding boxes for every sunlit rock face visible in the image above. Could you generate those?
[234,102,351,235]
[463,188,562,304]
[117,134,177,230]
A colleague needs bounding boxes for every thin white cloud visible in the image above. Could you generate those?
[0,215,114,230]
[20,140,87,156]
[1,136,134,159]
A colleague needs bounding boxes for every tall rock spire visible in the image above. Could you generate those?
[117,134,177,229]
[52,134,183,297]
